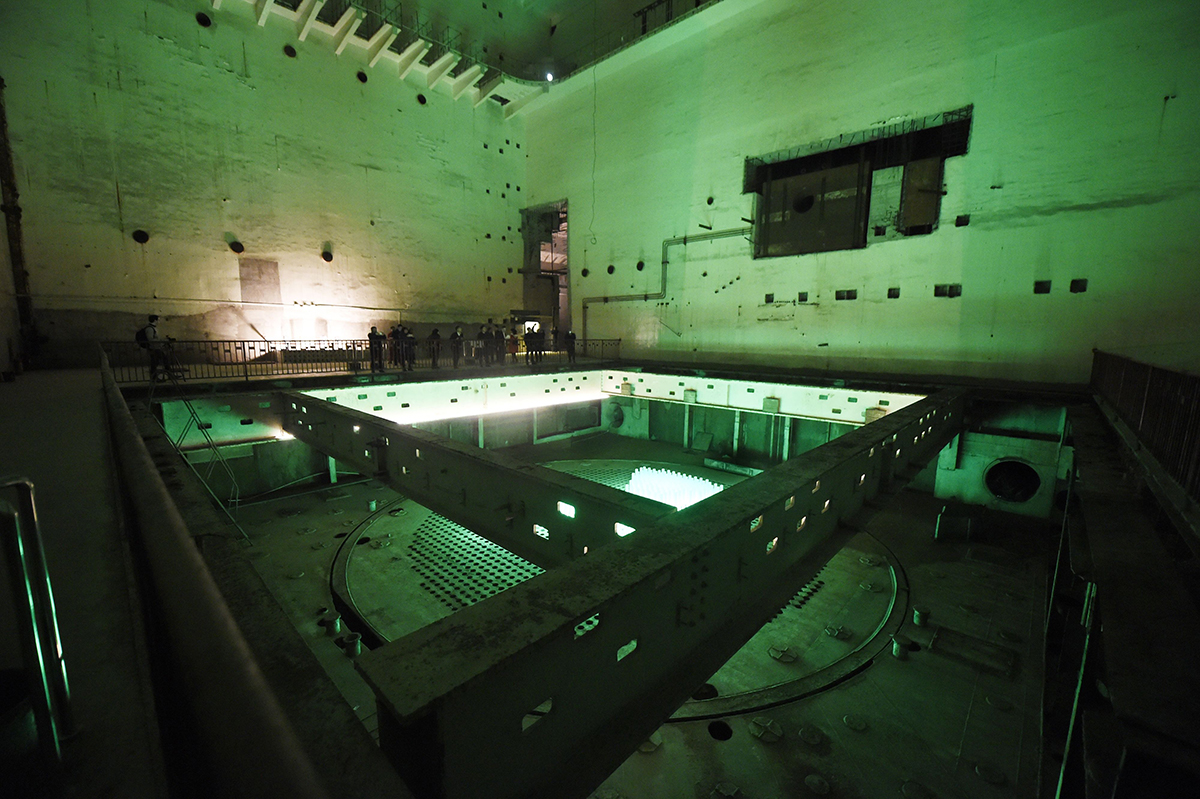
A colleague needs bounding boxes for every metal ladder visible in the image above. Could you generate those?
[145,350,247,540]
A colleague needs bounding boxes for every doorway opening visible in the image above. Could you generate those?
[520,201,569,340]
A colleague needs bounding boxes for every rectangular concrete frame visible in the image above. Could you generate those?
[280,391,675,568]
[353,388,967,799]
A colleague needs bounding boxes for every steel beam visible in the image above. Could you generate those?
[355,389,967,799]
[280,392,673,569]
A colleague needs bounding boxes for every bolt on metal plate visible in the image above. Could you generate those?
[748,717,783,743]
[799,724,825,746]
[767,645,796,663]
[637,730,663,753]
[842,714,868,731]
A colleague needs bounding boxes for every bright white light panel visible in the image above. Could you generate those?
[624,466,725,510]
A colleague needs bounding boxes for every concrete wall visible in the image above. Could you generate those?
[525,0,1200,383]
[0,0,525,363]
[0,216,16,375]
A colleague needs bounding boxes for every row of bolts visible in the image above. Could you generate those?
[320,498,380,657]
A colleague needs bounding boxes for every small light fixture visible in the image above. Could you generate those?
[546,72,553,82]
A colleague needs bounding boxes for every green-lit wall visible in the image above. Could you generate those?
[0,0,525,360]
[526,0,1200,382]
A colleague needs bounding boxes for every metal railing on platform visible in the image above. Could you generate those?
[1,477,75,766]
[102,337,621,384]
[1091,350,1200,502]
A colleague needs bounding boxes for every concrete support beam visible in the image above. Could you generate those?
[254,0,273,27]
[451,64,484,100]
[472,70,505,107]
[279,393,673,569]
[425,52,460,88]
[332,8,365,56]
[503,85,548,120]
[356,389,968,799]
[296,0,326,42]
[366,25,399,68]
[395,40,431,81]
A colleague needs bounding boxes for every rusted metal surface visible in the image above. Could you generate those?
[355,388,966,799]
[280,392,675,568]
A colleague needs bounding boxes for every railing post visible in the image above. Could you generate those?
[240,342,249,382]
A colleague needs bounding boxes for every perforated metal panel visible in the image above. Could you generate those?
[407,516,543,611]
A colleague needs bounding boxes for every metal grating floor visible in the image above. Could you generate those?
[407,514,543,611]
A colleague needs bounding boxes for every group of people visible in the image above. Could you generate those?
[365,319,577,372]
[368,324,419,372]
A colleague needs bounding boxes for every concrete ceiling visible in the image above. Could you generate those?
[328,0,715,81]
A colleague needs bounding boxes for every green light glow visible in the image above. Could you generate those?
[557,501,575,518]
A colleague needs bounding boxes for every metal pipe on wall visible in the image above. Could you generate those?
[580,226,751,341]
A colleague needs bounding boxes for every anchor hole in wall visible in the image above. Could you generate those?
[888,287,900,299]
[692,683,719,700]
[283,45,297,58]
[607,265,615,274]
[708,721,733,741]
[356,71,368,83]
[637,260,645,271]
[1070,279,1088,293]
[196,12,212,27]
[794,195,815,214]
[416,94,427,105]
[132,229,150,244]
[1033,280,1051,294]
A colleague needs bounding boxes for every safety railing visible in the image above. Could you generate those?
[102,337,620,384]
[1091,350,1200,502]
[1,477,75,765]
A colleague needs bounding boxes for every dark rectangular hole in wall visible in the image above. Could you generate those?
[764,293,774,303]
[948,283,962,298]
[1070,278,1088,293]
[1034,280,1051,294]
[955,214,970,227]
[835,289,857,301]
[239,419,253,426]
[887,287,900,299]
[934,284,948,297]
[798,291,808,302]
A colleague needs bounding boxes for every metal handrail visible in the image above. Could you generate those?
[99,351,329,799]
[1,477,74,764]
[101,337,622,384]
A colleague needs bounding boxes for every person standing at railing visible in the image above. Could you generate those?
[368,326,386,373]
[565,330,577,363]
[136,314,170,382]
[427,328,442,369]
[491,322,506,366]
[388,323,403,366]
[403,326,416,371]
[450,326,464,368]
[507,327,519,364]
